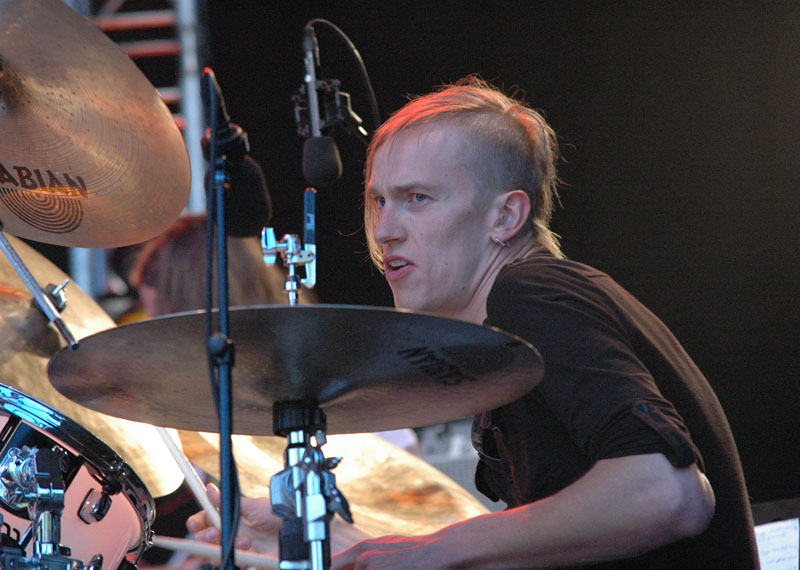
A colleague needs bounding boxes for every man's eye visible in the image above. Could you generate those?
[413,193,428,203]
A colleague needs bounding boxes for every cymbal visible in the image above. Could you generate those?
[179,431,489,537]
[0,234,183,496]
[0,0,189,247]
[48,305,543,434]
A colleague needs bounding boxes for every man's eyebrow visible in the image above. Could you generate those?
[370,182,441,194]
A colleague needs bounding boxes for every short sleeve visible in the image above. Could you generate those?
[486,259,703,470]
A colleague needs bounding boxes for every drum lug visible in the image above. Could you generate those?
[78,489,111,524]
[144,528,154,549]
[86,553,104,570]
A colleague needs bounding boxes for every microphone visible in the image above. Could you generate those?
[203,68,272,237]
[222,156,272,238]
[302,136,342,188]
[301,24,342,188]
[203,67,249,164]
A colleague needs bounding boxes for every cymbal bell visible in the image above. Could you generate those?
[0,234,183,496]
[0,0,189,247]
[179,431,489,538]
[47,305,543,434]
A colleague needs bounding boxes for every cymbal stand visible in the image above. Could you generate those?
[261,187,317,306]
[0,445,101,570]
[270,402,352,570]
[0,228,78,349]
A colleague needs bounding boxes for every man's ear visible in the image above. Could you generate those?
[490,190,531,242]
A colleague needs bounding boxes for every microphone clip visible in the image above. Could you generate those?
[292,79,368,145]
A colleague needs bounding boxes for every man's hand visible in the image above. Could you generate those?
[185,483,373,557]
[185,484,281,554]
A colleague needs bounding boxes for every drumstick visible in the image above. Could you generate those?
[152,535,279,569]
[157,427,222,529]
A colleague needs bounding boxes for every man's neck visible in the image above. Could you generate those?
[446,239,542,325]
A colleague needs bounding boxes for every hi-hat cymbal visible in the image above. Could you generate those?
[0,0,189,247]
[180,431,489,538]
[0,234,183,496]
[47,305,543,434]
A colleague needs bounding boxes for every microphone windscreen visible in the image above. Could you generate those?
[302,136,343,188]
[225,155,272,237]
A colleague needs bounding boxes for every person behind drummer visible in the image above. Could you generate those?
[190,77,760,568]
[127,213,299,316]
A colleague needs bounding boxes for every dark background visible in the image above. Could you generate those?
[199,2,800,503]
[39,2,800,504]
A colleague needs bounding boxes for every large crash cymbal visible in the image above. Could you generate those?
[0,234,183,496]
[180,431,489,538]
[0,0,189,247]
[48,305,543,434]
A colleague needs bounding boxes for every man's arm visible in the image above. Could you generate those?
[332,452,715,569]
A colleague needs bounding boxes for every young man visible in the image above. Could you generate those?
[331,77,759,568]
[189,78,759,569]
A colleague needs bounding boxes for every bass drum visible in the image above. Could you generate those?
[0,383,154,569]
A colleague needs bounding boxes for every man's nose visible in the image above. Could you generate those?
[374,204,404,244]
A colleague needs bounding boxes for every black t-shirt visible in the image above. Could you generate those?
[473,253,759,569]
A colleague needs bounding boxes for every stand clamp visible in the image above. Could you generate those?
[261,229,315,306]
[0,446,102,570]
[270,402,352,570]
[261,187,317,306]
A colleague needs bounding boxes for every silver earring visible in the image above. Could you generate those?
[492,236,511,248]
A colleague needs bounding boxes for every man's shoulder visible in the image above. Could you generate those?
[495,252,607,292]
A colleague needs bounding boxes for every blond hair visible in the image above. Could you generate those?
[364,76,562,270]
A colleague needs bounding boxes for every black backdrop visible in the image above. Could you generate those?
[197,2,800,504]
[34,2,799,504]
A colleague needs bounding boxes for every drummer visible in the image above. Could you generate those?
[192,77,760,568]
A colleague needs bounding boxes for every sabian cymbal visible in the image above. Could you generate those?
[0,0,189,247]
[0,234,183,496]
[47,305,543,434]
[180,431,489,538]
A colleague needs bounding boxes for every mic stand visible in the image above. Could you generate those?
[0,226,78,349]
[204,69,237,570]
